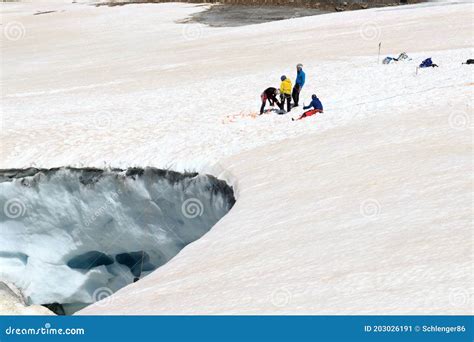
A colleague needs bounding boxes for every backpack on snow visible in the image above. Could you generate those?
[419,58,432,68]
[397,52,411,61]
[383,57,395,64]
[419,58,438,68]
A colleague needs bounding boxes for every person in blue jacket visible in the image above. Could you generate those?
[292,63,306,107]
[292,94,323,121]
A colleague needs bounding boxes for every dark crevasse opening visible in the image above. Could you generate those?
[0,167,235,315]
[67,251,115,269]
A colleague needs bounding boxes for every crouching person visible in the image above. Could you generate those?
[260,87,280,114]
[293,94,323,121]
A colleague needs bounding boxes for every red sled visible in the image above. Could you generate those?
[293,109,323,121]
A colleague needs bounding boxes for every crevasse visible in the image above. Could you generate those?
[0,167,235,314]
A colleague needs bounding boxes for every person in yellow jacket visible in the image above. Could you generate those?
[279,75,292,113]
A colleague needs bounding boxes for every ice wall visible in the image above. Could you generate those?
[0,167,235,314]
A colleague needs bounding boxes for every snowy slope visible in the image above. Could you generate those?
[1,1,473,314]
[1,1,472,170]
[83,102,473,314]
[0,281,53,315]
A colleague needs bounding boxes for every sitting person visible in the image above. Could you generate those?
[293,94,323,121]
[260,87,280,115]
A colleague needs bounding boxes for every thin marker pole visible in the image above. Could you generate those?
[377,42,382,64]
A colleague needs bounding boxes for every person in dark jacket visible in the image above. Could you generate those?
[260,87,280,114]
[292,63,306,107]
[293,94,323,121]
